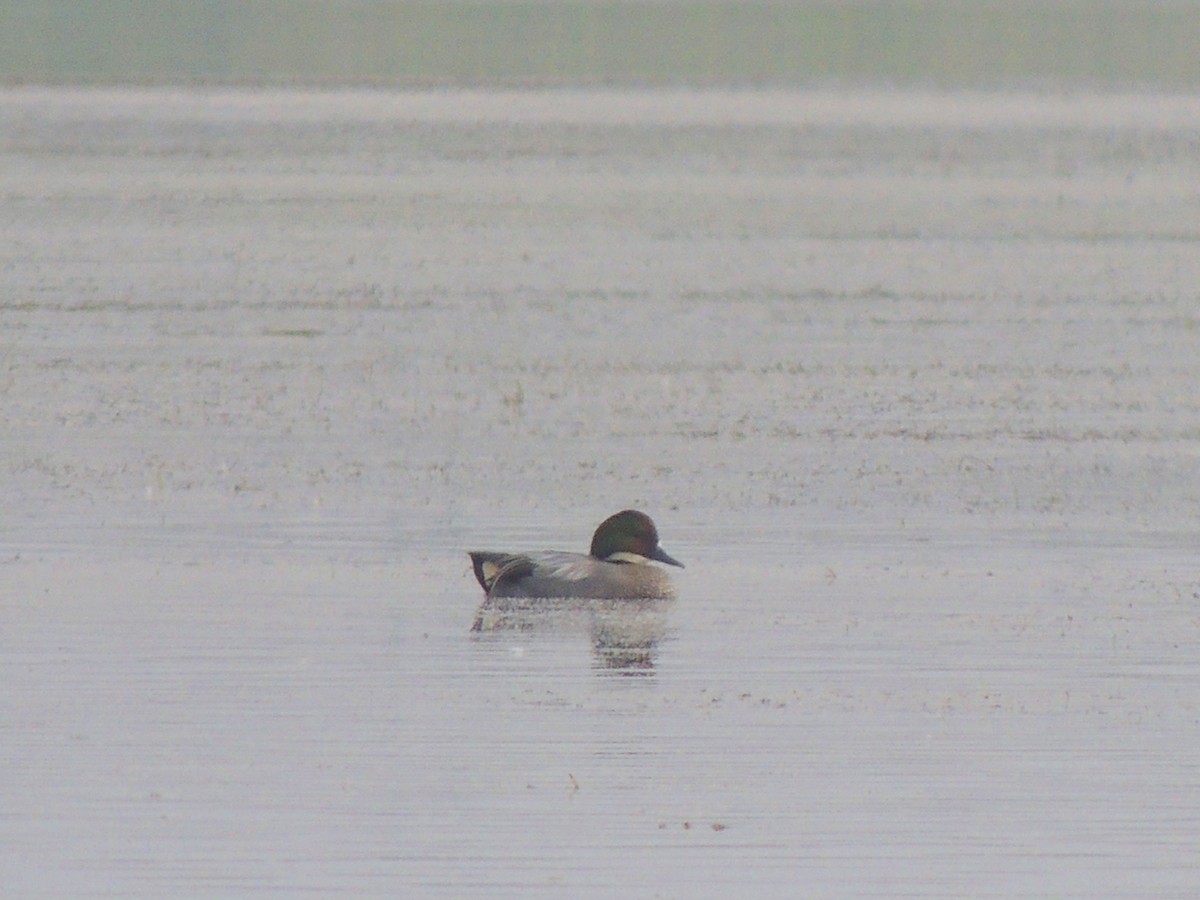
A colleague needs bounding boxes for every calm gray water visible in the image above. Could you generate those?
[4,86,1200,895]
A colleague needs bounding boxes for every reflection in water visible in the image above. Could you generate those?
[471,597,674,674]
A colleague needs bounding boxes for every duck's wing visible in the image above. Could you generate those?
[468,551,598,597]
[509,552,678,599]
[515,552,599,592]
[468,552,535,593]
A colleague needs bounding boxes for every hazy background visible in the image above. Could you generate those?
[3,0,1199,89]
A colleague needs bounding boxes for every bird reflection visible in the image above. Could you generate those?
[471,597,673,674]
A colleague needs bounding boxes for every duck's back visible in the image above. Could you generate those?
[469,550,676,600]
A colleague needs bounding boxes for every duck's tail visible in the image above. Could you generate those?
[467,551,509,593]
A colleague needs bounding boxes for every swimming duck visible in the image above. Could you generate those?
[468,509,684,600]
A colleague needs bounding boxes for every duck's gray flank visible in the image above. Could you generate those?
[467,509,683,601]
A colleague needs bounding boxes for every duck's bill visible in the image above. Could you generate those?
[652,544,684,568]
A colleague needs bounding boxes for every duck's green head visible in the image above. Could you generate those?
[590,509,684,568]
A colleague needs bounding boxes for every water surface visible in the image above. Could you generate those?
[3,86,1200,895]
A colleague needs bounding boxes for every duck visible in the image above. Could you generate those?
[468,509,684,601]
